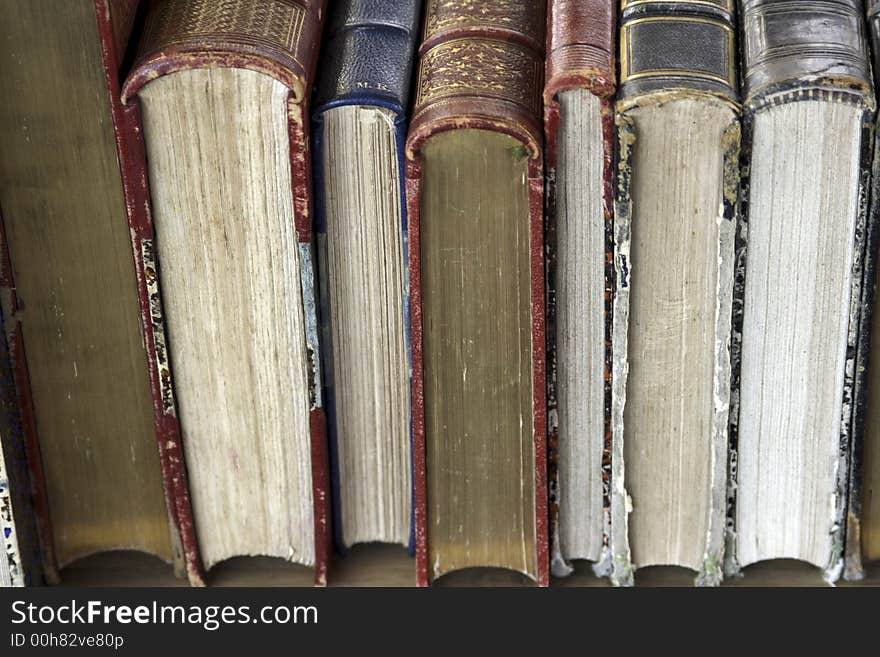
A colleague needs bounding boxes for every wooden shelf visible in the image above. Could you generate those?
[57,544,880,587]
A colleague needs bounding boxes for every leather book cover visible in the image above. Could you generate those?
[406,0,548,587]
[312,0,421,555]
[0,0,197,585]
[735,0,873,582]
[120,0,330,586]
[96,0,203,587]
[611,0,740,586]
[846,0,880,580]
[314,0,421,116]
[543,0,615,578]
[0,218,41,586]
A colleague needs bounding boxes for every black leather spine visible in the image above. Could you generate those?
[314,0,421,112]
[311,0,422,557]
[618,0,738,103]
[844,0,880,580]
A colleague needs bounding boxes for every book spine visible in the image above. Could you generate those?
[737,0,873,581]
[611,0,740,587]
[104,0,141,60]
[94,0,203,586]
[0,207,56,585]
[121,0,330,586]
[0,212,43,587]
[0,418,22,586]
[545,0,615,100]
[845,121,878,581]
[312,0,421,553]
[844,0,880,580]
[122,0,324,105]
[406,0,548,587]
[543,0,616,578]
[314,0,421,113]
[618,0,738,107]
[741,0,873,112]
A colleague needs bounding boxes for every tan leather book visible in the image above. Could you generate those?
[406,0,549,586]
[0,0,196,583]
[121,0,330,584]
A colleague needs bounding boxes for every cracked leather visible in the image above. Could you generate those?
[742,0,872,109]
[618,0,738,103]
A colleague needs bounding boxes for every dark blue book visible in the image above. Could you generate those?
[312,0,420,554]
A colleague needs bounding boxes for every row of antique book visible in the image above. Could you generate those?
[2,0,880,588]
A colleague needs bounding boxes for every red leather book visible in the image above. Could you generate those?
[543,0,616,578]
[121,0,330,585]
[97,0,204,586]
[406,0,548,586]
[0,0,200,584]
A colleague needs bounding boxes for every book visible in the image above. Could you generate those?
[846,0,880,579]
[543,0,616,577]
[0,0,196,584]
[731,0,874,582]
[312,0,421,555]
[121,0,330,584]
[611,0,740,586]
[0,441,22,587]
[0,254,40,586]
[406,0,548,587]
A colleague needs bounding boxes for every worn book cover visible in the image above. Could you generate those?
[121,0,329,585]
[611,0,740,586]
[732,0,873,582]
[97,0,202,586]
[406,0,548,587]
[312,0,421,556]
[0,0,199,584]
[543,0,616,578]
[846,0,880,579]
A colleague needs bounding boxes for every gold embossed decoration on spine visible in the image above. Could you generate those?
[406,0,548,587]
[125,0,317,102]
[414,39,542,118]
[422,0,544,45]
[611,0,741,587]
[122,0,331,585]
[617,0,738,107]
[407,1,545,160]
